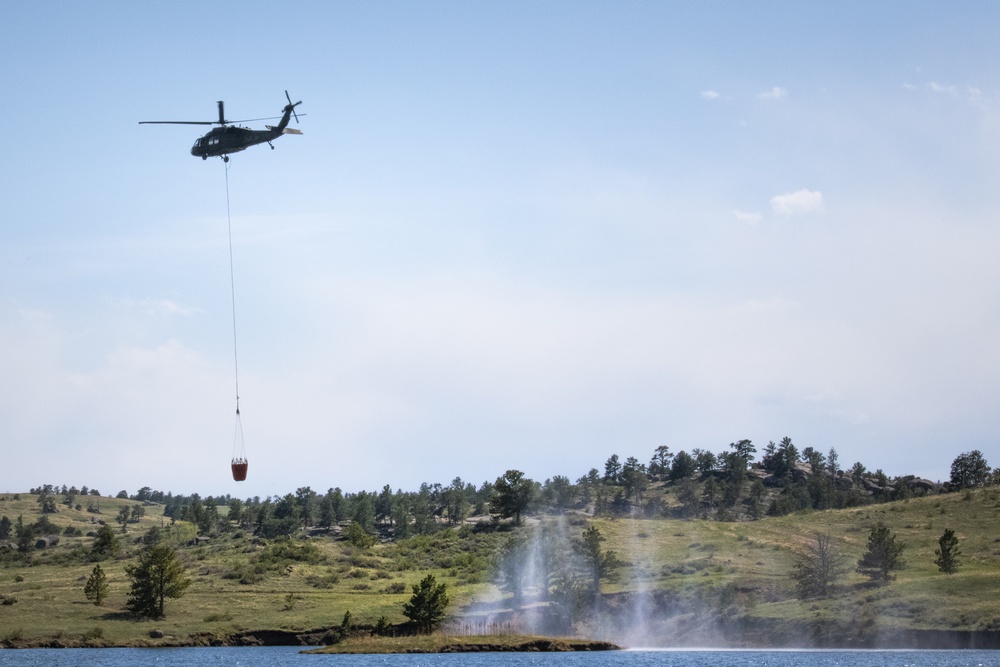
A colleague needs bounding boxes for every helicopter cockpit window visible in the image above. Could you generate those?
[192,138,202,149]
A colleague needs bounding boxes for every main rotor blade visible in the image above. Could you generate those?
[227,112,307,124]
[139,120,217,125]
[227,115,283,123]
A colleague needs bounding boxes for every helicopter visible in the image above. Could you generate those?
[141,91,303,162]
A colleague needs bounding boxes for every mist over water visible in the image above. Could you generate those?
[462,517,892,649]
[463,515,741,647]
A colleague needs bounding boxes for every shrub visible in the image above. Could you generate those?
[260,538,323,565]
[344,522,377,549]
[384,581,407,594]
[204,611,233,622]
[306,573,341,589]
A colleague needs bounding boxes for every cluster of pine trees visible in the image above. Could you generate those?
[10,442,995,544]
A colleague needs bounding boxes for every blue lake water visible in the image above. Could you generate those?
[0,648,997,667]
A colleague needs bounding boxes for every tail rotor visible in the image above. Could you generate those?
[285,90,302,123]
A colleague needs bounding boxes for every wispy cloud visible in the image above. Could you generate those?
[905,80,984,104]
[730,209,763,224]
[700,90,720,100]
[770,189,823,216]
[758,86,788,100]
[926,81,958,95]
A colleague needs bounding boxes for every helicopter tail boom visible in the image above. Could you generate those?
[274,90,302,132]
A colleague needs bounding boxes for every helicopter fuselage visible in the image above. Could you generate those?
[191,125,283,160]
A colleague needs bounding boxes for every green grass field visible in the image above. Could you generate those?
[1,487,999,647]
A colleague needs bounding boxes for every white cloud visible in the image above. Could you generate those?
[926,81,957,96]
[758,86,788,100]
[701,90,720,100]
[730,209,763,224]
[905,81,984,104]
[770,189,823,216]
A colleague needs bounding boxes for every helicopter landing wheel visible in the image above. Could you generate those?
[222,155,229,163]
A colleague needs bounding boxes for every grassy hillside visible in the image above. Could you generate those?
[1,487,999,647]
[584,488,1000,637]
[0,493,501,646]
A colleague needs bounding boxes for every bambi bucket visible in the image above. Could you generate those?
[231,459,248,482]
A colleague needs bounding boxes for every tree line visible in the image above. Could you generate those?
[9,444,995,544]
[3,442,993,628]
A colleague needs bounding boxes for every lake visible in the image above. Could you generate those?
[0,648,997,666]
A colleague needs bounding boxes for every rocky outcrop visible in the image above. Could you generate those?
[34,535,59,549]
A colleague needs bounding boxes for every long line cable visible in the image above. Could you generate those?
[224,160,246,462]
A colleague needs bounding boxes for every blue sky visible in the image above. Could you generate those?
[2,2,999,498]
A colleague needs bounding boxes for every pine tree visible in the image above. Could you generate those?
[490,470,535,526]
[856,523,907,584]
[84,564,109,606]
[91,524,120,560]
[934,528,962,574]
[578,526,620,596]
[125,544,191,618]
[14,515,36,554]
[402,574,449,633]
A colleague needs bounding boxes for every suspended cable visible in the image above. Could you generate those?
[225,160,240,414]
[225,159,248,481]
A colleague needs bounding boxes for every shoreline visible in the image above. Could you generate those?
[5,625,1000,650]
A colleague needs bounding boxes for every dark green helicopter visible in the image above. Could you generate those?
[141,91,303,162]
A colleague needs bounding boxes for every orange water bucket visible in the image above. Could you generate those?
[231,458,248,481]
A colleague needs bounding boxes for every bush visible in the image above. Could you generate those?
[306,573,340,589]
[344,522,377,549]
[321,628,345,645]
[384,581,407,594]
[257,538,324,568]
[204,611,233,622]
